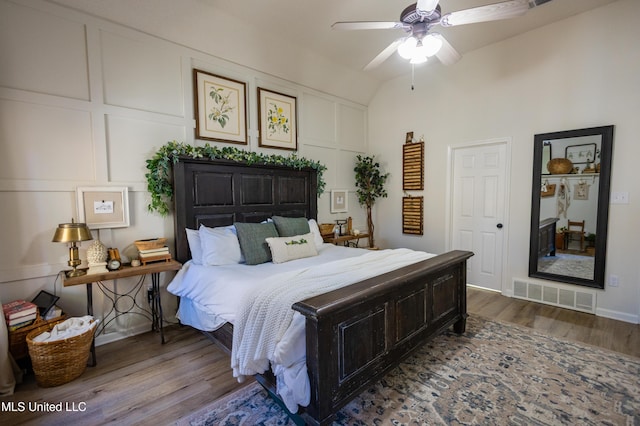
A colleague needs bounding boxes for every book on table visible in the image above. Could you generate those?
[139,247,170,258]
[3,300,38,321]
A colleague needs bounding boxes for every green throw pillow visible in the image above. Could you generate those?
[272,216,310,237]
[234,222,279,265]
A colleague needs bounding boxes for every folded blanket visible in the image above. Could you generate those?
[32,316,96,342]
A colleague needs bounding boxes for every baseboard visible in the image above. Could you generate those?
[94,323,151,346]
[595,307,639,324]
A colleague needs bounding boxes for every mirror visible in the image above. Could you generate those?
[529,125,614,288]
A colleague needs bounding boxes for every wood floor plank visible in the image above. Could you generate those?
[1,287,637,425]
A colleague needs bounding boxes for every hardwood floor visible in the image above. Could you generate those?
[1,287,638,425]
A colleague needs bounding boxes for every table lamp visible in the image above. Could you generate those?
[52,219,93,277]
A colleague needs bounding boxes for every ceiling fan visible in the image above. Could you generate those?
[332,0,553,70]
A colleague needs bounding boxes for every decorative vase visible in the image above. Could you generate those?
[86,240,108,274]
[547,158,573,174]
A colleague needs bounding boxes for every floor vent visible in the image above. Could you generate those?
[512,278,596,313]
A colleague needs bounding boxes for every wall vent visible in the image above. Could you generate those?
[511,278,596,314]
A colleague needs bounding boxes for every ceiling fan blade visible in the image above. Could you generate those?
[332,21,410,31]
[363,39,404,71]
[434,34,461,66]
[440,0,531,27]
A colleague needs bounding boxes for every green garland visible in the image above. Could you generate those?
[145,140,327,216]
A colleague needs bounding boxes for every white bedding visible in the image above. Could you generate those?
[167,244,434,412]
[168,244,368,329]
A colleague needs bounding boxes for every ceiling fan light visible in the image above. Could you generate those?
[410,55,427,65]
[421,34,443,57]
[397,36,417,59]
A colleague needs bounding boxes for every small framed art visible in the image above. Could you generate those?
[258,87,297,150]
[77,186,130,229]
[193,69,247,145]
[330,190,348,213]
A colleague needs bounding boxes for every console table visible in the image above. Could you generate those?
[323,232,370,247]
[63,260,182,365]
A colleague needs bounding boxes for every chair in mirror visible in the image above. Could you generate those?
[528,125,614,289]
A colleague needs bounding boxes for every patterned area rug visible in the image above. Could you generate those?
[537,253,594,280]
[177,316,640,425]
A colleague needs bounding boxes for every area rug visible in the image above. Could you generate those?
[537,253,594,280]
[177,316,640,425]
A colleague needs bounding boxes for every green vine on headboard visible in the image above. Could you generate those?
[145,140,327,216]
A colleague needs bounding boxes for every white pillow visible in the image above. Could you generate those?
[199,224,244,266]
[266,233,318,264]
[185,228,203,265]
[308,219,325,250]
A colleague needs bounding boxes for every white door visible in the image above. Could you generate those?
[450,141,508,291]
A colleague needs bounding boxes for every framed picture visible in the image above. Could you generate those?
[77,187,130,229]
[193,69,247,145]
[565,143,597,164]
[330,190,348,213]
[405,131,414,143]
[258,87,297,150]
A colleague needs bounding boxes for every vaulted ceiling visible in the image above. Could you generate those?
[207,0,617,81]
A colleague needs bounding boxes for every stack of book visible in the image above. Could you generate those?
[138,246,171,264]
[3,300,38,331]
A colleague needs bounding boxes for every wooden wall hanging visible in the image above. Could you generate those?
[403,141,424,190]
[402,196,423,235]
[540,183,556,197]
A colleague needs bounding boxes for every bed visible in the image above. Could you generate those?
[170,156,473,426]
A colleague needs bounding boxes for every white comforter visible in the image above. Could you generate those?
[167,245,434,412]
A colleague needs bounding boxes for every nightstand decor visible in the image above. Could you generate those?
[52,219,93,277]
[86,240,108,275]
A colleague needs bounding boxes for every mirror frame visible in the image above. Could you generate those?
[528,125,614,289]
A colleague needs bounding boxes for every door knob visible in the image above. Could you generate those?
[496,223,503,229]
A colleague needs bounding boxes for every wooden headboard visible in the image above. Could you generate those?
[172,157,318,263]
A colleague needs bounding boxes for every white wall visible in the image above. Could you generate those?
[368,0,640,323]
[0,0,369,343]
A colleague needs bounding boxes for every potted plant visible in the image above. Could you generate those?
[354,155,389,249]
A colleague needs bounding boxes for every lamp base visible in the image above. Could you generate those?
[66,268,87,278]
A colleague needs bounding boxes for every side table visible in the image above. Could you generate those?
[323,233,370,248]
[63,259,182,366]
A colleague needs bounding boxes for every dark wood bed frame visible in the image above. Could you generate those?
[172,156,473,426]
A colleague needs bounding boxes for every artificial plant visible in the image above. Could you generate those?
[145,140,326,216]
[354,154,389,248]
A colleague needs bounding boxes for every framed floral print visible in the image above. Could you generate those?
[257,87,297,150]
[193,69,247,144]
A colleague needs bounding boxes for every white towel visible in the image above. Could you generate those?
[32,316,97,342]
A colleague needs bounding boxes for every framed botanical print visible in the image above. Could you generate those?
[257,87,297,150]
[193,69,247,144]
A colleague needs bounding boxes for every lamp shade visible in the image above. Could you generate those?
[52,220,93,243]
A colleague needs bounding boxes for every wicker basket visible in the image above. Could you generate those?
[319,223,335,236]
[26,319,95,387]
[547,158,573,174]
[134,238,167,251]
[8,314,67,360]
